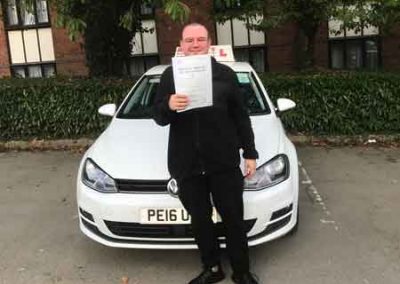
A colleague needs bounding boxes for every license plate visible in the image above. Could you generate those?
[140,208,219,224]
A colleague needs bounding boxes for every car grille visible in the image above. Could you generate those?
[104,219,257,238]
[115,179,168,193]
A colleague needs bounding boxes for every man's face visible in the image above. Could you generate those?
[180,25,211,56]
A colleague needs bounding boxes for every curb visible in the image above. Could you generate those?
[0,135,399,152]
[0,138,94,152]
[288,134,400,147]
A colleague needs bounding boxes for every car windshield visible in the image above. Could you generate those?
[117,72,270,119]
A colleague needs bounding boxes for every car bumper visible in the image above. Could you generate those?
[77,176,298,249]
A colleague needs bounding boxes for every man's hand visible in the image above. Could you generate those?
[169,94,189,111]
[244,159,256,178]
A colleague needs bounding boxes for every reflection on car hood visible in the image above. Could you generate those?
[89,116,281,180]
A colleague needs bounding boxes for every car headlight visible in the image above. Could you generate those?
[244,154,289,190]
[82,159,117,193]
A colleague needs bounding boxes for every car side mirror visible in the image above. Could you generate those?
[276,98,296,113]
[98,104,116,117]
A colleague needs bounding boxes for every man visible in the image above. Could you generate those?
[153,23,259,284]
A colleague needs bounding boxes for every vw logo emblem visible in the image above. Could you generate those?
[167,178,179,197]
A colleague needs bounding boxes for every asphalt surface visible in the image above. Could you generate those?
[0,146,399,284]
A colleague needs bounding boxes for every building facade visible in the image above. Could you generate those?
[1,0,399,78]
[0,0,87,77]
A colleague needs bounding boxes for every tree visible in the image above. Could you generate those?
[1,0,189,76]
[214,0,400,70]
[333,0,400,35]
[53,0,190,40]
[53,0,190,76]
[214,0,338,69]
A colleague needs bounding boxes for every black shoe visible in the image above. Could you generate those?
[188,265,225,284]
[232,272,259,284]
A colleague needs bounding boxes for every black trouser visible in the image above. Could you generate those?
[178,167,249,274]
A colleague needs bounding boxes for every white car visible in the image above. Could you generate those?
[77,56,299,249]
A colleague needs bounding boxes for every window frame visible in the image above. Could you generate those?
[10,62,57,78]
[233,45,268,73]
[129,55,160,76]
[139,2,155,19]
[130,18,160,76]
[214,0,243,12]
[2,0,56,78]
[328,35,382,70]
[2,0,51,30]
[327,17,382,71]
[214,18,268,72]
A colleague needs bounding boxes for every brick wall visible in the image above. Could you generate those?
[314,22,329,70]
[156,0,215,65]
[266,22,298,72]
[50,10,88,76]
[0,10,11,77]
[382,25,400,71]
[266,21,329,72]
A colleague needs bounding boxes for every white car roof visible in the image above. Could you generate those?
[144,61,254,76]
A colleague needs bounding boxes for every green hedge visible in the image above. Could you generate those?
[0,72,399,141]
[261,72,400,135]
[0,78,133,140]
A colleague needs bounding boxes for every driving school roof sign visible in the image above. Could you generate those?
[175,45,235,62]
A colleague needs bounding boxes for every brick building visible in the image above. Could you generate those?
[1,0,399,78]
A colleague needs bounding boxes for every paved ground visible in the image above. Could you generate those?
[0,146,399,284]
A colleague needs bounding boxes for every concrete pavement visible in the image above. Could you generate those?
[0,147,399,284]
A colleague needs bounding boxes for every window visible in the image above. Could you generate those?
[235,48,266,73]
[330,41,345,69]
[215,0,242,11]
[118,76,160,119]
[117,72,269,119]
[130,19,159,76]
[365,39,379,69]
[129,56,159,77]
[328,19,380,70]
[236,72,269,114]
[36,0,49,23]
[6,0,18,25]
[215,17,267,72]
[3,0,56,77]
[6,28,56,78]
[140,2,154,17]
[11,63,55,78]
[4,0,50,27]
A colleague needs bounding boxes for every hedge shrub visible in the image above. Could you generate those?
[0,72,399,141]
[0,78,133,140]
[261,72,400,135]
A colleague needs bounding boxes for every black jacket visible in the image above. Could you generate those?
[153,57,258,179]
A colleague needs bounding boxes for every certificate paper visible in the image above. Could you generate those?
[172,55,213,112]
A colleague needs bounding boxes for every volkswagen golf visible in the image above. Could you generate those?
[76,46,299,249]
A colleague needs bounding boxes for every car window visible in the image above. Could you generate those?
[117,72,270,119]
[117,76,160,119]
[236,72,270,115]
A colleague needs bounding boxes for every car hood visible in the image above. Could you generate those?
[88,116,281,180]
